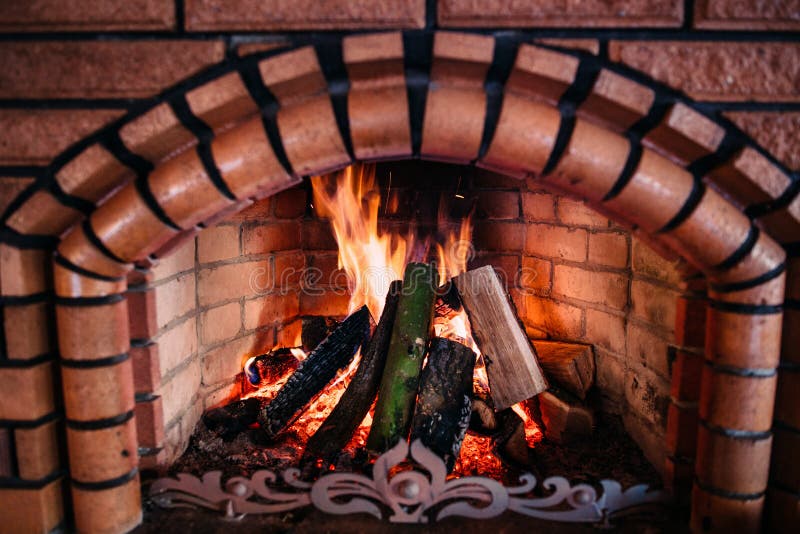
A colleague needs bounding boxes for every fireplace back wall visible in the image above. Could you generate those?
[0,2,798,534]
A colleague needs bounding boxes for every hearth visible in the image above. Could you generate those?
[0,18,798,534]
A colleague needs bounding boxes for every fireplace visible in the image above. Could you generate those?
[0,12,798,534]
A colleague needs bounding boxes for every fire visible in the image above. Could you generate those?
[310,164,474,322]
[236,163,541,475]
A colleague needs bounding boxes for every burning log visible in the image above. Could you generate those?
[453,266,548,410]
[367,262,438,454]
[301,281,403,468]
[410,337,476,472]
[244,347,300,387]
[532,341,595,400]
[258,306,371,440]
[202,397,265,441]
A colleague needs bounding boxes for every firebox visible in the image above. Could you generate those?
[0,10,799,534]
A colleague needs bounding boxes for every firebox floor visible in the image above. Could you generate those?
[137,414,686,532]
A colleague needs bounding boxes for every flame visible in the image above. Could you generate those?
[311,165,409,320]
[311,164,473,322]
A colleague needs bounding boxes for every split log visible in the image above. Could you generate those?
[532,341,595,400]
[494,408,529,466]
[410,337,476,472]
[302,316,337,352]
[301,281,403,467]
[366,262,438,454]
[258,306,370,440]
[453,265,548,410]
[538,389,595,444]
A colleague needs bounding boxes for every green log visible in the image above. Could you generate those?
[366,263,438,454]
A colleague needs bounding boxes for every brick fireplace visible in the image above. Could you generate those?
[0,2,799,534]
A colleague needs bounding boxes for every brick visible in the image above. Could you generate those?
[0,177,33,215]
[200,302,242,346]
[471,167,523,188]
[578,69,655,133]
[201,382,241,411]
[666,401,699,457]
[438,0,683,27]
[517,256,551,294]
[299,289,351,317]
[534,38,600,55]
[0,245,49,297]
[472,221,525,252]
[154,274,196,330]
[159,359,201,426]
[586,307,627,355]
[643,102,726,166]
[244,292,300,330]
[631,237,682,284]
[521,191,557,222]
[709,149,792,214]
[14,420,60,480]
[186,71,258,133]
[242,221,302,255]
[475,190,519,220]
[276,318,303,347]
[0,1,175,31]
[557,197,611,228]
[55,143,134,203]
[119,103,196,164]
[609,41,800,102]
[0,40,225,99]
[273,187,308,219]
[135,396,164,449]
[236,40,291,57]
[198,259,271,307]
[626,362,671,429]
[671,349,704,402]
[0,362,55,420]
[131,342,160,394]
[151,238,195,280]
[228,198,271,221]
[6,190,83,236]
[301,220,338,250]
[588,231,628,268]
[127,288,158,340]
[523,296,584,339]
[0,109,122,166]
[468,254,521,289]
[163,401,202,464]
[675,296,707,349]
[525,224,587,262]
[622,411,667,477]
[631,279,678,332]
[306,253,346,289]
[627,322,671,379]
[197,224,240,264]
[275,253,305,289]
[202,333,256,386]
[185,0,425,30]
[0,478,64,534]
[553,265,628,310]
[725,111,800,171]
[156,317,197,377]
[594,348,626,409]
[695,0,800,30]
[3,301,52,360]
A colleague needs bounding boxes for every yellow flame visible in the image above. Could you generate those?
[311,164,473,322]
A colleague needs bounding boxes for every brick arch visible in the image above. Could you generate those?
[2,31,797,533]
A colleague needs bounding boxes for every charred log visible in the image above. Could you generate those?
[244,348,300,387]
[366,263,438,454]
[202,397,265,441]
[410,337,476,472]
[257,306,370,440]
[301,281,403,469]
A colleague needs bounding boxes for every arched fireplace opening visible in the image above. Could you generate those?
[0,30,797,533]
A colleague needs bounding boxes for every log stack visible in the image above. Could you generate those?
[202,263,607,473]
